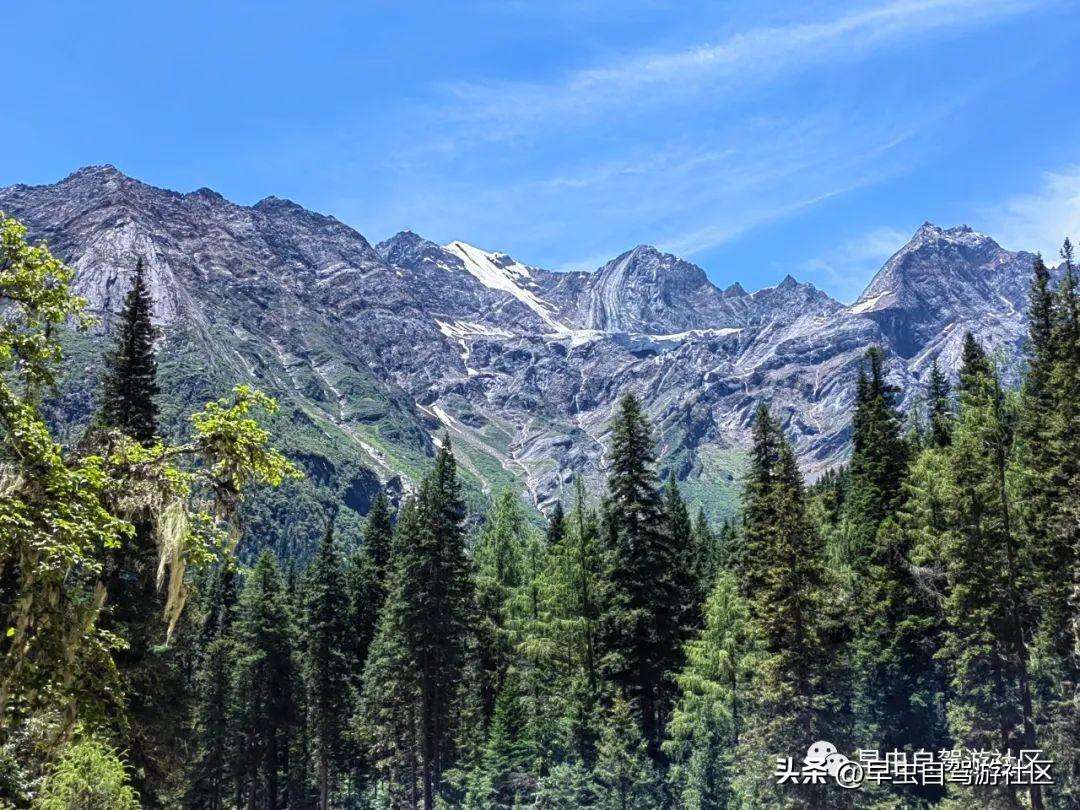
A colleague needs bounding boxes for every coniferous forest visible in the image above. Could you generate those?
[1,214,1078,809]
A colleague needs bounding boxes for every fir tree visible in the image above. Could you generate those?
[95,257,171,805]
[850,515,948,802]
[734,404,780,594]
[664,571,752,810]
[663,474,704,635]
[472,670,536,808]
[925,356,953,448]
[185,564,238,810]
[357,499,423,807]
[691,506,721,587]
[546,500,566,547]
[594,693,661,810]
[99,257,160,444]
[1022,242,1080,806]
[303,517,350,809]
[599,393,685,763]
[474,488,526,724]
[941,341,1044,809]
[844,346,908,563]
[364,490,394,583]
[405,439,474,809]
[735,418,833,807]
[230,550,299,810]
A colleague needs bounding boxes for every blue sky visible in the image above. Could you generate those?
[4,1,1079,301]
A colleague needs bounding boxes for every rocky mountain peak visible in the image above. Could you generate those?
[0,167,1043,527]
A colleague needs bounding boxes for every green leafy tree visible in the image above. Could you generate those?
[0,217,299,787]
[35,736,139,810]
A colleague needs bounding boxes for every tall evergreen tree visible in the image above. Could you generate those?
[664,571,752,810]
[546,500,566,547]
[734,404,780,594]
[925,356,953,448]
[594,693,661,810]
[185,565,238,810]
[1020,244,1080,807]
[599,393,685,763]
[230,551,299,810]
[364,490,394,583]
[940,339,1044,809]
[663,475,704,635]
[303,518,350,809]
[844,346,908,563]
[735,415,834,807]
[474,489,527,724]
[405,439,474,809]
[100,257,160,444]
[94,257,172,805]
[358,499,424,808]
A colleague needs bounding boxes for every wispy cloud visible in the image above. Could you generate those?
[439,0,1044,138]
[349,0,1058,296]
[985,165,1080,260]
[801,226,911,302]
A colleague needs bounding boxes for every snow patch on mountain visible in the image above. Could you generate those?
[444,241,571,335]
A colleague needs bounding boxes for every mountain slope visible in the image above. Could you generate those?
[0,166,1041,553]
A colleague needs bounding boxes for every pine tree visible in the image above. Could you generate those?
[94,257,171,805]
[599,393,685,763]
[844,346,907,564]
[594,693,661,810]
[1021,244,1080,807]
[664,571,752,810]
[185,565,238,810]
[474,488,526,724]
[364,490,394,583]
[663,475,704,635]
[940,339,1044,809]
[691,507,722,588]
[230,550,299,810]
[546,500,566,547]
[472,670,536,808]
[99,257,160,444]
[357,499,423,807]
[547,478,603,767]
[734,416,833,807]
[925,356,953,448]
[405,439,475,809]
[304,518,350,809]
[733,404,780,594]
[339,544,379,799]
[850,515,949,801]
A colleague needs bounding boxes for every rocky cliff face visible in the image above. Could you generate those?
[0,165,1041,546]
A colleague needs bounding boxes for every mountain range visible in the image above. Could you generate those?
[0,165,1042,552]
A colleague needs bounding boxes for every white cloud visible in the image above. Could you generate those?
[801,226,911,302]
[986,165,1080,260]
[440,0,1044,137]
